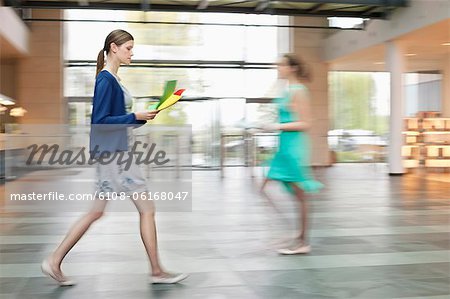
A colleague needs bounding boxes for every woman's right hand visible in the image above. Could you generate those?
[135,110,159,121]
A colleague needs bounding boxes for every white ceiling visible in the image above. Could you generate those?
[329,19,450,72]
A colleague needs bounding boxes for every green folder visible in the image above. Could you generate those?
[147,80,177,111]
[156,80,177,109]
[148,103,159,111]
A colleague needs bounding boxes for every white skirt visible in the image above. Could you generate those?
[95,156,148,196]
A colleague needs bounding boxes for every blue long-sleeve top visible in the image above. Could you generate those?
[89,70,146,158]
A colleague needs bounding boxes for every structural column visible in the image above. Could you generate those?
[291,16,330,166]
[17,9,65,124]
[386,41,405,175]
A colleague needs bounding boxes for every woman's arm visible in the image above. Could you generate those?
[278,89,312,132]
[92,76,144,125]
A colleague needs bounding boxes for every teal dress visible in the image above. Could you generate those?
[267,84,323,194]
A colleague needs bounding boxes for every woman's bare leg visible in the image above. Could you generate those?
[260,178,278,210]
[275,183,311,254]
[47,199,108,281]
[131,195,164,276]
[260,177,271,193]
[132,193,188,282]
[290,183,308,244]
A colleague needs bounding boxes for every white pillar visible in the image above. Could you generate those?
[277,16,292,54]
[441,54,450,117]
[386,41,405,175]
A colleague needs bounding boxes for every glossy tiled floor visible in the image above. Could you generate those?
[0,164,449,298]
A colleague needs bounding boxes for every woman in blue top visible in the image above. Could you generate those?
[262,54,323,255]
[41,30,187,285]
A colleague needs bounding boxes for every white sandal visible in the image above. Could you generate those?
[277,244,311,255]
[41,259,76,286]
[150,273,188,284]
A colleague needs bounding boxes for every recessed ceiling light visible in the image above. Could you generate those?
[374,62,385,65]
[442,42,450,46]
[405,53,416,56]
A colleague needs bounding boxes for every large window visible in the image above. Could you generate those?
[65,10,284,98]
[64,10,287,168]
[405,73,442,116]
[65,11,280,63]
[329,71,390,163]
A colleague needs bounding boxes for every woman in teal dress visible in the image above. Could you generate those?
[262,54,323,255]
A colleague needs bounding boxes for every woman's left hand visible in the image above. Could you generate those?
[148,110,159,120]
[135,110,160,121]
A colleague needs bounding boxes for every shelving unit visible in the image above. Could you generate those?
[402,114,450,172]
